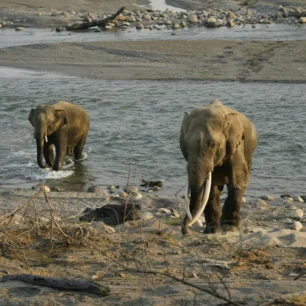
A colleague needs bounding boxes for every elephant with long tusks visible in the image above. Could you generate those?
[180,99,257,235]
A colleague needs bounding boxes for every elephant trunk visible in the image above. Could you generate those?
[35,128,47,169]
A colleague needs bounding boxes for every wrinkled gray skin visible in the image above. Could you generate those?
[180,99,257,235]
[29,101,90,171]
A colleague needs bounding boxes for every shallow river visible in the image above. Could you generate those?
[0,68,305,198]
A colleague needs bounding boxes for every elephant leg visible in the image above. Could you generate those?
[204,185,223,234]
[221,161,248,232]
[221,187,245,232]
[74,131,88,160]
[43,143,54,167]
[53,130,67,171]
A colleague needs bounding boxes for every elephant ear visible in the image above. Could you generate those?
[28,109,36,127]
[180,112,189,161]
[53,110,67,131]
[223,113,245,158]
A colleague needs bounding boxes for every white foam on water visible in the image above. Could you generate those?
[30,168,74,180]
[62,158,75,170]
[75,152,88,162]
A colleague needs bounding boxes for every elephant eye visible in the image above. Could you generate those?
[209,141,219,149]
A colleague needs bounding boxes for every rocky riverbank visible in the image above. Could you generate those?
[1,187,306,305]
[1,4,306,32]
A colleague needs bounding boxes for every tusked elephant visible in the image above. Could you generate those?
[180,99,257,235]
[28,101,90,171]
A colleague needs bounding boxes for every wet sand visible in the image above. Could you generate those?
[1,39,306,82]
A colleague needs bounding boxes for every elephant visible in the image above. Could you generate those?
[180,99,257,235]
[28,101,90,171]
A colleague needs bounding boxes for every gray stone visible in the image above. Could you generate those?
[227,12,236,19]
[88,186,108,196]
[188,14,198,23]
[299,17,306,23]
[171,209,180,218]
[281,218,293,224]
[260,195,275,201]
[136,22,144,29]
[256,199,269,210]
[119,191,128,198]
[206,18,219,27]
[290,209,304,219]
[159,208,171,214]
[292,221,303,231]
[296,196,304,203]
[123,185,138,194]
[130,192,143,200]
[180,20,187,27]
[142,13,151,21]
[142,212,154,221]
[172,23,180,29]
[227,20,235,27]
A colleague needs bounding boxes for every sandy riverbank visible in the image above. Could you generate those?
[0,188,306,305]
[1,39,306,82]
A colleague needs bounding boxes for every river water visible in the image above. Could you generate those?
[0,21,305,197]
[0,68,305,197]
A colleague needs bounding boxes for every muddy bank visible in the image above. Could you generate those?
[1,39,306,82]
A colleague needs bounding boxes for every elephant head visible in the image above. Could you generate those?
[180,99,245,232]
[28,104,67,169]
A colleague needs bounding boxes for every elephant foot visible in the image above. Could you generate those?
[203,224,221,234]
[181,224,192,236]
[220,222,239,233]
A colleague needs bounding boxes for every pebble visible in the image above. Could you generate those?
[299,17,306,23]
[123,185,138,194]
[296,196,304,203]
[152,186,161,192]
[107,185,116,192]
[142,212,154,221]
[171,208,180,218]
[260,195,275,201]
[136,22,144,29]
[188,15,198,23]
[87,186,108,196]
[130,191,143,200]
[281,218,293,224]
[292,221,303,231]
[15,27,25,31]
[158,208,171,214]
[256,199,269,210]
[290,209,304,219]
[285,197,294,203]
[227,20,235,27]
[119,191,128,198]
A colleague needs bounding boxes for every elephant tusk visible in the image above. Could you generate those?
[188,172,212,226]
[45,135,48,143]
[185,178,192,220]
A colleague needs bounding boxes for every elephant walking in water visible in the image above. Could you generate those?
[28,101,90,171]
[180,99,257,235]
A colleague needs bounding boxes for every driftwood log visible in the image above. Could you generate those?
[1,274,110,296]
[80,203,141,225]
[66,6,125,31]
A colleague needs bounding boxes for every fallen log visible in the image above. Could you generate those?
[66,6,125,31]
[1,274,110,296]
